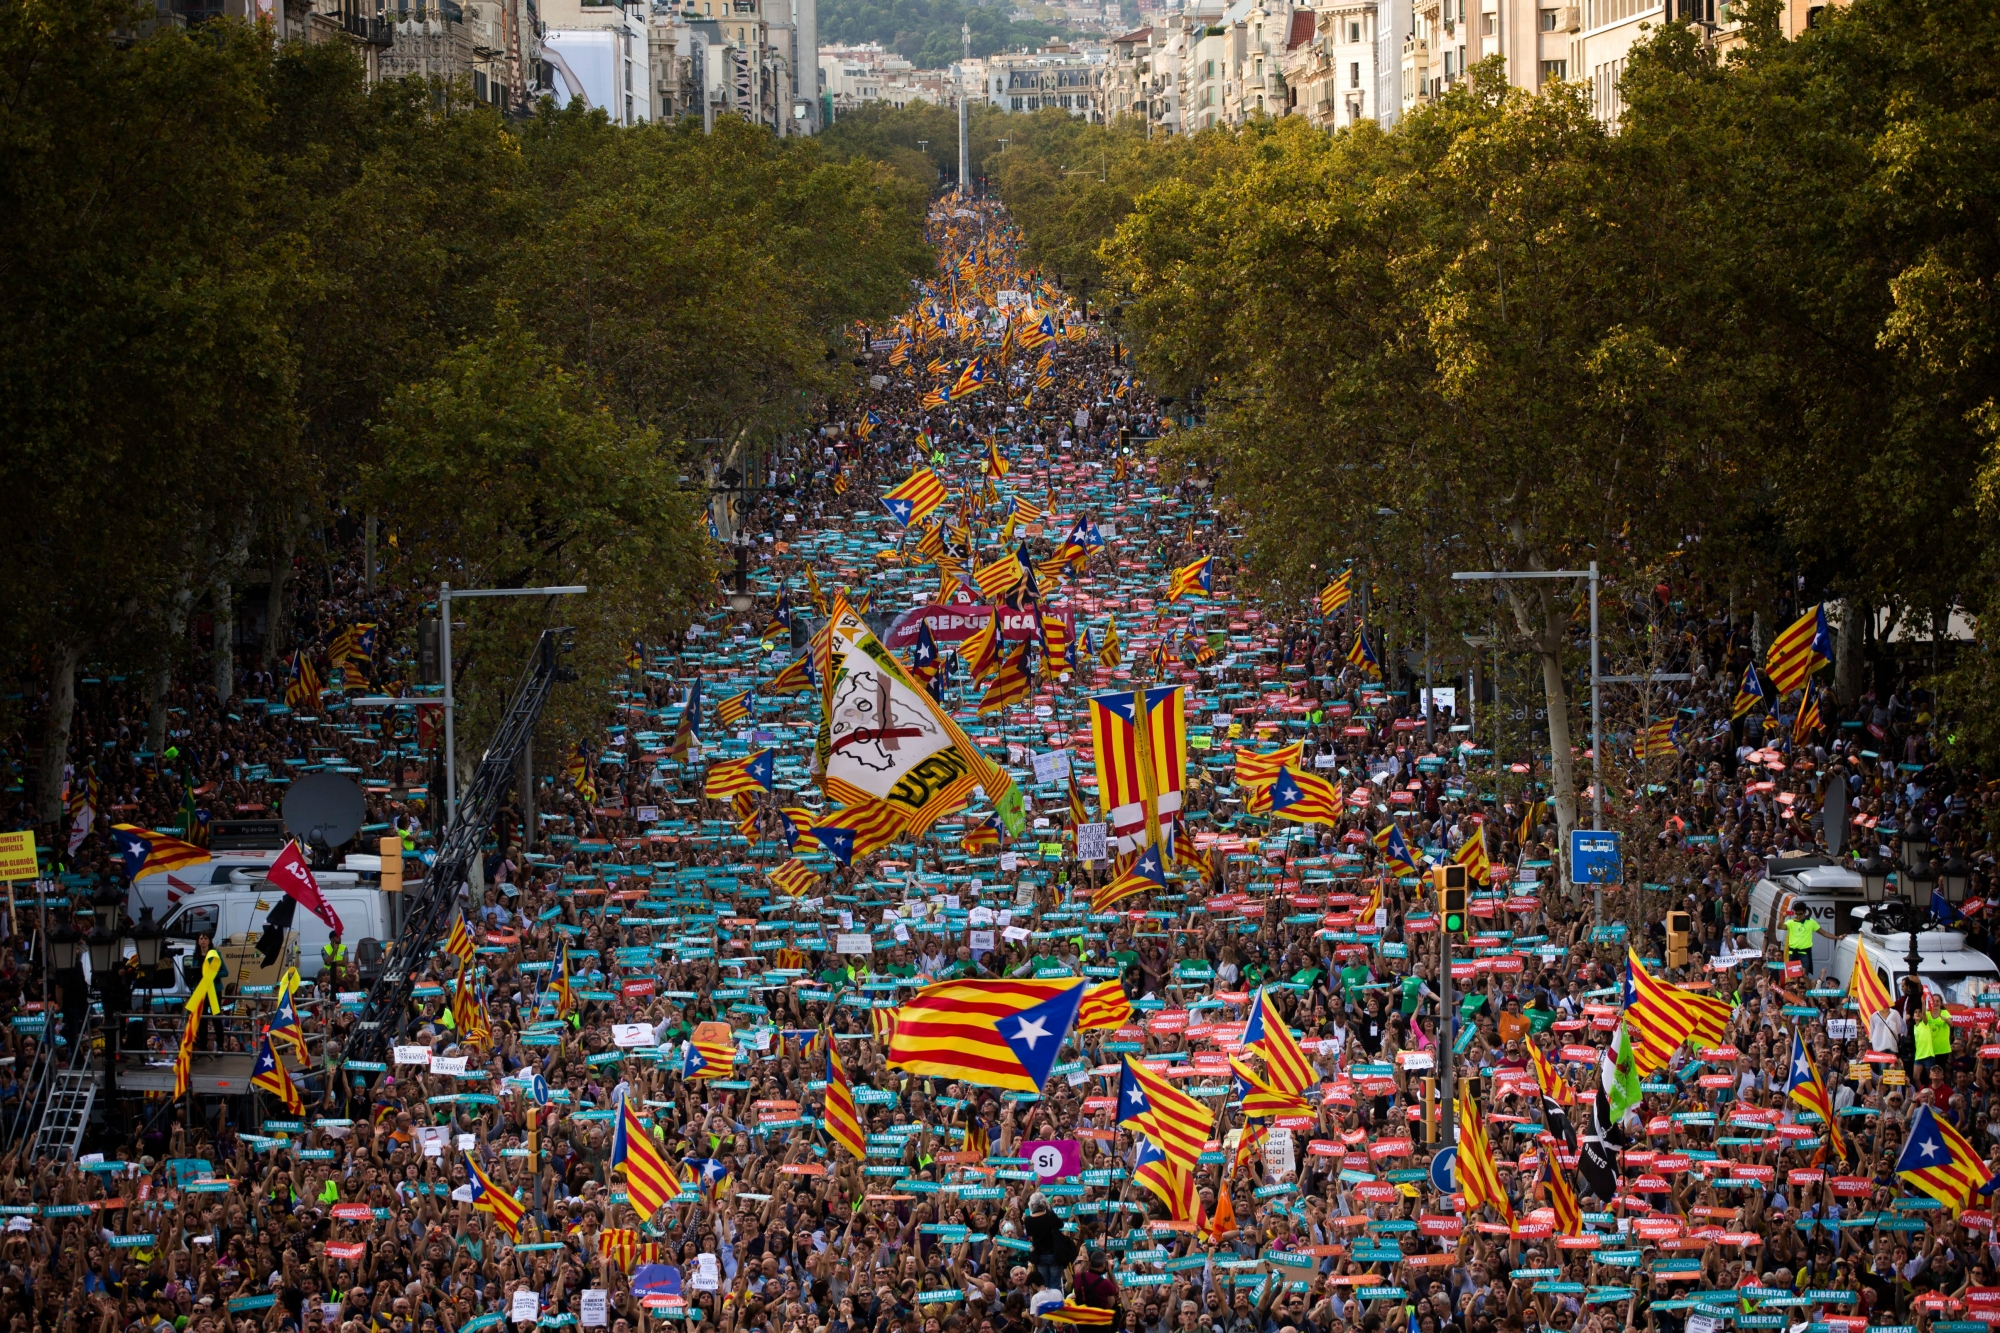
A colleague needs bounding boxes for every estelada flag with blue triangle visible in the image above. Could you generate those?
[886,977,1085,1093]
[1895,1102,1993,1213]
[882,466,950,527]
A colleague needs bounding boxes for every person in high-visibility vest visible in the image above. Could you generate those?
[322,930,348,987]
[1784,902,1820,966]
[1915,998,1954,1076]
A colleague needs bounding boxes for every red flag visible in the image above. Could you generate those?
[269,841,345,935]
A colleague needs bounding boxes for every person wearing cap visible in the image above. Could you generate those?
[1785,901,1820,965]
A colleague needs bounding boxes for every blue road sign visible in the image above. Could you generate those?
[1570,829,1623,886]
[1429,1146,1457,1193]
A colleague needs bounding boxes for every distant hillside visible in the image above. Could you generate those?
[819,0,1096,69]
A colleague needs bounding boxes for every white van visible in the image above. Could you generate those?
[127,851,281,924]
[1745,854,1868,977]
[145,873,403,995]
[1831,923,2000,1006]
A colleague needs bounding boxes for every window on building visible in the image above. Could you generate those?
[1350,60,1359,86]
[1444,49,1453,75]
[1539,58,1565,81]
[1349,19,1361,40]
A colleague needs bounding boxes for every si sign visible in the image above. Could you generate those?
[1569,830,1623,887]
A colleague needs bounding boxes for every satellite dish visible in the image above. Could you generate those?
[284,773,367,852]
[1822,779,1848,857]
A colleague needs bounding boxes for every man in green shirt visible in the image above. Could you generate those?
[1339,961,1372,1004]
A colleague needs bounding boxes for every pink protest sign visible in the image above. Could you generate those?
[1021,1139,1082,1181]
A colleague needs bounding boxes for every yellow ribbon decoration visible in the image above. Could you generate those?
[185,949,222,1016]
[275,966,301,1009]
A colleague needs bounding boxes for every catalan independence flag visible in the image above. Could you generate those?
[1529,1039,1575,1107]
[1347,623,1382,680]
[1317,569,1353,616]
[1268,767,1343,826]
[1235,744,1304,790]
[111,825,210,882]
[1633,717,1678,759]
[951,358,987,397]
[882,466,951,527]
[1373,822,1425,878]
[443,914,478,967]
[985,439,1011,478]
[1783,1029,1846,1159]
[702,748,775,800]
[1453,822,1492,886]
[715,689,752,729]
[611,1093,678,1220]
[467,1158,527,1239]
[1730,663,1766,719]
[1622,947,1731,1073]
[823,1037,867,1161]
[1166,554,1213,602]
[249,1030,303,1114]
[1896,1103,1993,1213]
[1132,1135,1204,1226]
[1456,1081,1514,1224]
[683,1028,737,1079]
[887,977,1085,1093]
[1229,1056,1315,1121]
[1116,1055,1215,1172]
[1091,841,1168,913]
[1765,603,1833,695]
[1075,980,1133,1031]
[1243,988,1318,1096]
[1847,938,1893,1025]
[812,797,909,867]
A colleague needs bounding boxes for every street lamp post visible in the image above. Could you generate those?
[1902,832,1933,994]
[1451,563,1603,920]
[355,584,587,827]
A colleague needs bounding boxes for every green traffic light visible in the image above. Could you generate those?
[1444,912,1464,932]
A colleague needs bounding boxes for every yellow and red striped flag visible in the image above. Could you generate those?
[823,1036,867,1161]
[443,914,477,967]
[249,1030,303,1114]
[1454,821,1492,886]
[715,689,752,729]
[1133,1135,1204,1226]
[1243,988,1317,1096]
[882,466,951,527]
[1091,841,1168,914]
[1115,1055,1215,1172]
[811,797,908,867]
[1848,939,1892,1025]
[1542,1158,1582,1235]
[888,978,1086,1093]
[597,1228,661,1272]
[1896,1103,1993,1213]
[1166,555,1212,602]
[611,1095,678,1221]
[1456,1081,1514,1224]
[1317,569,1353,616]
[769,860,818,899]
[1529,1040,1575,1106]
[1765,603,1833,696]
[1075,980,1133,1031]
[1623,948,1731,1074]
[468,1158,527,1239]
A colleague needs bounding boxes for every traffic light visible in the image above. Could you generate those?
[1435,863,1468,934]
[1421,1076,1438,1143]
[1666,910,1692,969]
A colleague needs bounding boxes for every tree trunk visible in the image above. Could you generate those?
[364,511,377,598]
[1834,598,1864,706]
[261,531,295,669]
[213,571,235,705]
[34,643,80,827]
[147,585,192,755]
[1504,577,1579,884]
